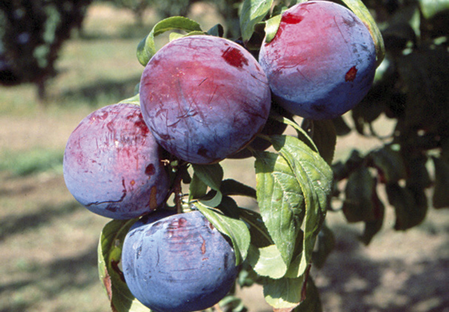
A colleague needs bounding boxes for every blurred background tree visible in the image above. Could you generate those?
[0,0,93,104]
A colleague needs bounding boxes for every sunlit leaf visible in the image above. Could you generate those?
[238,207,273,248]
[255,151,305,269]
[98,219,150,312]
[136,16,202,66]
[264,14,282,43]
[419,0,449,19]
[263,274,307,311]
[240,0,274,43]
[270,135,333,277]
[247,244,287,279]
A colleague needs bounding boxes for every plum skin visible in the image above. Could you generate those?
[63,103,170,219]
[140,35,271,165]
[122,210,238,312]
[259,1,377,120]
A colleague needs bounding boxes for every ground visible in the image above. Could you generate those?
[0,3,448,312]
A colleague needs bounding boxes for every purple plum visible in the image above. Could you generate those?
[259,1,377,120]
[122,210,238,312]
[63,103,170,219]
[139,35,271,164]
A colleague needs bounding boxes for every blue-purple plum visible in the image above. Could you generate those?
[229,103,292,158]
[139,35,271,164]
[122,210,238,312]
[63,103,170,219]
[259,1,377,120]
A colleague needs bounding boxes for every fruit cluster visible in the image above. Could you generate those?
[63,1,377,311]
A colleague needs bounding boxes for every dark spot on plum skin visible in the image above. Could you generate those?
[222,47,249,68]
[200,235,206,254]
[224,253,229,270]
[197,146,210,158]
[86,178,127,208]
[282,11,304,24]
[312,104,327,112]
[145,164,155,176]
[345,66,358,82]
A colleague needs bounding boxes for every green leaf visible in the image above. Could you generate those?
[332,116,353,136]
[240,0,274,43]
[359,186,385,245]
[238,207,273,249]
[369,145,407,184]
[255,151,305,269]
[98,219,150,312]
[307,120,337,165]
[386,183,427,230]
[342,166,378,223]
[312,223,335,269]
[419,0,449,19]
[118,93,140,106]
[432,156,449,209]
[294,277,322,312]
[263,274,307,310]
[247,244,287,279]
[220,179,257,198]
[264,14,282,43]
[341,0,385,66]
[207,24,224,37]
[136,16,203,66]
[192,163,223,191]
[269,113,318,153]
[219,294,247,312]
[189,173,208,201]
[200,191,223,209]
[192,163,224,207]
[270,135,333,277]
[195,202,251,265]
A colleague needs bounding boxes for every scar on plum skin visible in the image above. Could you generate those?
[345,66,358,82]
[85,178,127,207]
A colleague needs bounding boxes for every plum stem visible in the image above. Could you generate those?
[174,171,183,214]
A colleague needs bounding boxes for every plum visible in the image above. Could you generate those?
[228,102,291,158]
[122,210,238,312]
[139,35,271,164]
[63,103,170,219]
[259,1,377,120]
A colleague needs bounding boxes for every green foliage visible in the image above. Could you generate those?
[98,219,149,312]
[331,0,449,241]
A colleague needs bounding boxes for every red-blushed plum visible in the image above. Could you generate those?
[139,35,271,165]
[122,210,238,312]
[63,103,170,219]
[259,1,377,120]
[228,102,291,158]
